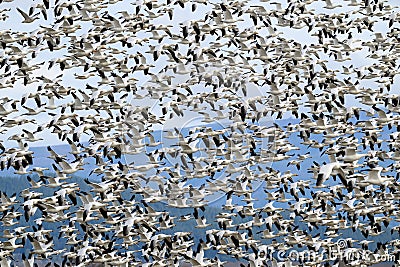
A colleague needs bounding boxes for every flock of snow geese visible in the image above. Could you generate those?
[1,0,400,266]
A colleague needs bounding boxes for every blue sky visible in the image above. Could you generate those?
[0,0,398,149]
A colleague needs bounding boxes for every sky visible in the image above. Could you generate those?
[1,3,400,264]
[0,0,399,148]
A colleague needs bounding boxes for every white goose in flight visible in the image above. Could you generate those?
[359,166,395,186]
[315,161,347,188]
[337,147,369,164]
